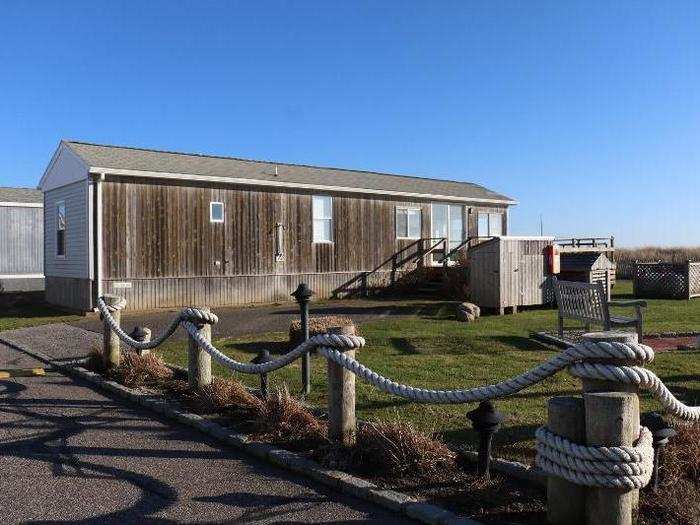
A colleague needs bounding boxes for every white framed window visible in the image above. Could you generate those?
[210,201,224,223]
[56,201,66,258]
[396,207,421,239]
[312,195,333,243]
[477,212,503,237]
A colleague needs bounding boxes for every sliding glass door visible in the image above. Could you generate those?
[431,203,465,263]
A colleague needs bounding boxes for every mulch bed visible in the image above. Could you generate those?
[536,330,698,352]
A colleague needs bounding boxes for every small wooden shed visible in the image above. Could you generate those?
[559,252,614,299]
[0,187,44,293]
[468,236,553,313]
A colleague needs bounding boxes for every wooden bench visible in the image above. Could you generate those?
[551,276,647,342]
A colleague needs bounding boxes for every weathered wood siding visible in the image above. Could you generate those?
[469,237,552,310]
[100,177,506,309]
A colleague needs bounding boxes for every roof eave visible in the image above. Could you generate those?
[88,166,518,206]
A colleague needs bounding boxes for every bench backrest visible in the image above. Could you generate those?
[551,276,611,326]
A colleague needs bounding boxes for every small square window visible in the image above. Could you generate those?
[210,202,224,223]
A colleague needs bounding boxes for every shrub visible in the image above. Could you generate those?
[109,351,173,388]
[193,376,264,416]
[349,420,456,477]
[638,421,700,525]
[289,316,356,345]
[253,385,327,447]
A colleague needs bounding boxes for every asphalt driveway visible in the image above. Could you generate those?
[0,340,413,523]
[69,298,449,343]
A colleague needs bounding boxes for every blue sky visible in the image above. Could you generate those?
[1,1,698,246]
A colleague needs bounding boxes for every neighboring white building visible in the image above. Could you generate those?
[0,187,44,293]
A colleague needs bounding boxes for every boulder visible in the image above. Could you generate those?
[458,302,481,318]
[455,309,477,323]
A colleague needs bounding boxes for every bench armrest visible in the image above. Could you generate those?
[608,300,647,308]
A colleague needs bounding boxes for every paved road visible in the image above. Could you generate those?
[0,340,413,523]
[69,298,448,343]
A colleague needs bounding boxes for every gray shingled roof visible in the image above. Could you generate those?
[0,187,42,203]
[65,141,515,204]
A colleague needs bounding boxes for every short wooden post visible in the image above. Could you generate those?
[584,392,639,525]
[101,294,124,370]
[581,332,639,394]
[547,396,586,525]
[187,306,212,391]
[326,324,357,447]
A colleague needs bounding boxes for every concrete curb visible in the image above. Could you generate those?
[0,336,483,525]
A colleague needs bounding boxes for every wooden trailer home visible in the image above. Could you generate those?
[0,187,44,293]
[39,141,516,312]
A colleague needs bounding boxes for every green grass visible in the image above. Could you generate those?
[135,281,700,461]
[0,302,82,332]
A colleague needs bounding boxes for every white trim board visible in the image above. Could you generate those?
[89,166,518,205]
[0,274,44,279]
[0,202,43,208]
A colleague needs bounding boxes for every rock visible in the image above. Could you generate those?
[458,302,480,317]
[456,309,476,323]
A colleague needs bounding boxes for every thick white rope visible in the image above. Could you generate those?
[535,426,654,489]
[97,296,696,489]
[97,298,219,350]
[183,321,365,374]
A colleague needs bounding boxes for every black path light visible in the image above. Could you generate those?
[252,349,272,398]
[641,412,677,490]
[291,283,314,396]
[467,400,505,479]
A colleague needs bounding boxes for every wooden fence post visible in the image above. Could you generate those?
[326,324,357,447]
[547,396,586,525]
[581,332,638,394]
[187,306,212,391]
[581,331,641,524]
[584,392,639,525]
[101,294,124,370]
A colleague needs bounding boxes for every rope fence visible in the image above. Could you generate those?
[96,293,698,524]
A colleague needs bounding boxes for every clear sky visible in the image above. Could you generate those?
[1,1,698,247]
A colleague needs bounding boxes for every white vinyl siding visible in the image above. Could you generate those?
[44,180,89,278]
[312,195,333,243]
[396,207,421,239]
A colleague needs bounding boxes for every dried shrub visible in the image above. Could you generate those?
[639,421,700,525]
[109,351,173,388]
[349,421,456,478]
[193,376,264,417]
[253,385,327,447]
[85,345,104,372]
[289,316,356,345]
[616,247,700,264]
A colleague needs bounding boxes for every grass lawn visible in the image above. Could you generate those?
[0,302,82,332]
[157,280,700,461]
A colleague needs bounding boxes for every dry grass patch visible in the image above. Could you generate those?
[109,351,174,388]
[253,385,327,448]
[349,420,456,477]
[617,247,700,264]
[639,421,700,525]
[289,316,356,345]
[193,376,264,416]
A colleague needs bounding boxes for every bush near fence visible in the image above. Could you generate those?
[616,247,700,279]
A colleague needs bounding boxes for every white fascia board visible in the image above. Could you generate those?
[500,236,555,241]
[89,166,518,205]
[0,202,43,207]
[0,273,44,279]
